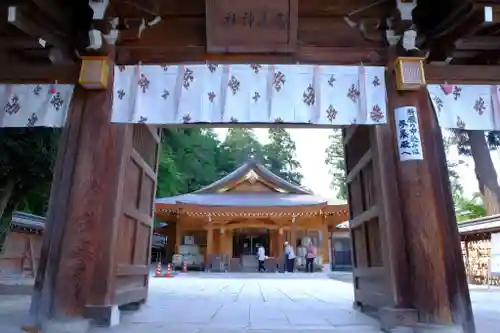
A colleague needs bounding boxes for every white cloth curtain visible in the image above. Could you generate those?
[111,64,388,125]
[428,84,500,131]
[0,84,74,127]
[3,74,499,132]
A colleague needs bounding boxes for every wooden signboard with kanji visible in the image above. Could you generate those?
[205,0,298,53]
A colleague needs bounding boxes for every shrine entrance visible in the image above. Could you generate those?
[26,92,474,333]
[6,0,500,332]
[233,229,270,257]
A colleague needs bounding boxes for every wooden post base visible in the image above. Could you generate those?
[413,323,464,333]
[119,301,142,311]
[84,305,120,327]
[40,318,90,333]
[379,307,418,331]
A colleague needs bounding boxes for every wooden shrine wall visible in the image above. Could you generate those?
[0,230,42,278]
[344,126,398,312]
[462,239,500,286]
[114,125,160,305]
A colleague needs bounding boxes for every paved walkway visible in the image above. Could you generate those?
[1,273,500,332]
[93,273,380,333]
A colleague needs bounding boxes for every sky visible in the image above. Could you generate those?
[213,128,500,200]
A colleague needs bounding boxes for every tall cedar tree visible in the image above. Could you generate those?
[450,130,500,215]
[221,128,263,170]
[263,128,303,185]
[0,128,60,245]
[324,129,348,200]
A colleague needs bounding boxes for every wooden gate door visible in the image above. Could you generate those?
[113,125,160,306]
[343,125,410,316]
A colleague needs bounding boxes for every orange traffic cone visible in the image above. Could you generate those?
[165,263,172,278]
[182,262,188,273]
[154,262,162,277]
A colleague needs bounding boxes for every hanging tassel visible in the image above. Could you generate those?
[49,80,58,95]
[357,63,368,124]
[440,82,454,95]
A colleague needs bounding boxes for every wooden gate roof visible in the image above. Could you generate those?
[5,0,500,83]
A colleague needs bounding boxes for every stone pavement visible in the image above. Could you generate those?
[92,272,381,333]
[0,295,32,333]
[1,273,500,333]
[466,285,500,333]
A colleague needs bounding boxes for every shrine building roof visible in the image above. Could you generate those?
[156,192,328,207]
[10,211,46,233]
[458,214,500,236]
[155,157,347,209]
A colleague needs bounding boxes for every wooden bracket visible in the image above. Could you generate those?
[7,5,74,63]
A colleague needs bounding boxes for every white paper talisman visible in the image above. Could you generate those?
[490,232,500,277]
[394,106,423,161]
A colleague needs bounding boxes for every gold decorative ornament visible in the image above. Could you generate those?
[78,56,110,90]
[394,56,426,91]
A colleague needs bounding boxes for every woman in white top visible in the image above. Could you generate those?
[284,241,296,273]
[257,245,266,272]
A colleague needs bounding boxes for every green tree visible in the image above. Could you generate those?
[156,127,306,198]
[263,128,303,185]
[221,128,264,170]
[325,129,347,200]
[0,128,60,244]
[455,194,486,222]
[156,142,184,197]
[442,134,464,203]
[158,128,225,195]
[450,130,500,215]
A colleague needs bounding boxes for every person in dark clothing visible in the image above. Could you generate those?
[305,242,317,273]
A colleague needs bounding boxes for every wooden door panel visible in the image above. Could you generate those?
[113,125,160,306]
[343,126,391,312]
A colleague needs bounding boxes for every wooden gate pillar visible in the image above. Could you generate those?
[206,226,214,266]
[175,220,182,253]
[277,228,284,257]
[28,55,159,332]
[321,224,329,265]
[290,215,297,249]
[269,229,275,257]
[385,51,474,332]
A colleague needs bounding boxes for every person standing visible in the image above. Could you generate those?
[257,245,266,272]
[305,242,317,273]
[284,241,296,273]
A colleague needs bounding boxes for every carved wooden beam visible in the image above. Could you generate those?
[113,16,380,47]
[425,63,500,84]
[427,5,500,62]
[113,16,383,64]
[454,36,500,50]
[30,0,73,32]
[0,36,43,49]
[104,0,385,18]
[116,45,385,65]
[0,62,79,83]
[7,5,74,63]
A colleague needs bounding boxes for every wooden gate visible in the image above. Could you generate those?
[113,125,160,306]
[343,125,410,315]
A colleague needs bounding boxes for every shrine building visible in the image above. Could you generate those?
[155,157,349,271]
